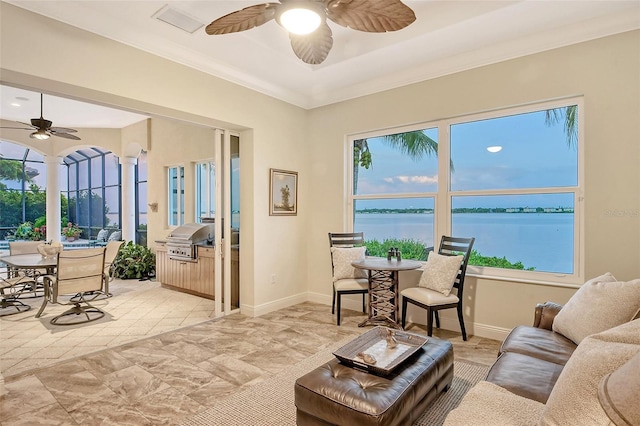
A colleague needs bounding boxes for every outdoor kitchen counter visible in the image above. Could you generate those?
[155,241,215,298]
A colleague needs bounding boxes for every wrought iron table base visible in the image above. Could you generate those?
[358,269,403,329]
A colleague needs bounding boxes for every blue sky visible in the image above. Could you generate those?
[356,108,578,209]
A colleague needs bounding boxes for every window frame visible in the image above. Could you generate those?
[195,160,215,223]
[347,97,585,285]
[167,165,185,227]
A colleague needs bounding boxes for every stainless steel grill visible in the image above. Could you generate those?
[166,223,214,262]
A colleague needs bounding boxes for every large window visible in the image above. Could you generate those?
[349,99,582,282]
[168,165,184,226]
[64,148,121,239]
[0,143,48,239]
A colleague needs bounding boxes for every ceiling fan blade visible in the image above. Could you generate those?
[0,126,33,130]
[50,126,77,133]
[290,21,333,65]
[326,0,416,32]
[51,131,81,140]
[18,121,37,129]
[205,3,279,35]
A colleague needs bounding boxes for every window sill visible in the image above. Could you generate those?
[467,272,581,289]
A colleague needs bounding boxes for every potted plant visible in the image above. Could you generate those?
[111,242,156,280]
[62,222,82,241]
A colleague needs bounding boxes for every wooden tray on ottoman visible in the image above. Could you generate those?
[333,326,429,376]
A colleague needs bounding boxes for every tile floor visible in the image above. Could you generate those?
[0,280,501,425]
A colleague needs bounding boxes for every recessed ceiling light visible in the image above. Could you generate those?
[487,146,502,153]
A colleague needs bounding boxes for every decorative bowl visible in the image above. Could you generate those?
[37,242,63,259]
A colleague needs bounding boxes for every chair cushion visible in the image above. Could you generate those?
[540,319,640,425]
[334,278,368,292]
[96,228,109,242]
[401,286,459,306]
[418,252,463,296]
[331,246,367,282]
[552,273,640,344]
[107,230,122,241]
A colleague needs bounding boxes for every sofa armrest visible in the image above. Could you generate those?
[533,302,563,330]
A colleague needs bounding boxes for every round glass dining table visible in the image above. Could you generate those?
[1,254,57,275]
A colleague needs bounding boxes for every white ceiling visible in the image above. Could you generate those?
[1,0,639,126]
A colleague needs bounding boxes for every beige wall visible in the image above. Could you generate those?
[1,3,309,314]
[2,4,638,339]
[306,30,640,338]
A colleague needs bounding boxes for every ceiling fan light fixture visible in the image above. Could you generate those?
[30,129,50,140]
[277,4,322,35]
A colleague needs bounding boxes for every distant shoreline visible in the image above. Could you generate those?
[356,208,574,214]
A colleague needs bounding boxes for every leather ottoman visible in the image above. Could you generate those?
[294,337,453,426]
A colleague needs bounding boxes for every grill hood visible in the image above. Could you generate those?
[167,223,214,243]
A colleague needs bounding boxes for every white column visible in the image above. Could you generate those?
[120,156,137,242]
[44,156,62,242]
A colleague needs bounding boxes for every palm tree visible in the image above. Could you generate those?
[353,130,439,193]
[545,105,577,147]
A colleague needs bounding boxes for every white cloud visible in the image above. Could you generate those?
[391,175,438,184]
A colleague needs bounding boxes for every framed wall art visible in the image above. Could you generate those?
[269,168,298,216]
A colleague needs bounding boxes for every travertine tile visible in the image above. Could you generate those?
[1,282,501,424]
[0,375,57,422]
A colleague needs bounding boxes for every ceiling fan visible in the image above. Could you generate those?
[0,93,80,140]
[205,0,416,65]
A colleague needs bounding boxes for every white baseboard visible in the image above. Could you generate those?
[428,315,511,341]
[242,291,511,342]
[240,292,307,317]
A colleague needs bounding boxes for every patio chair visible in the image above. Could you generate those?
[36,247,107,325]
[72,240,124,302]
[8,240,44,297]
[0,272,38,316]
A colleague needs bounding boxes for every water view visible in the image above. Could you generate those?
[355,212,574,273]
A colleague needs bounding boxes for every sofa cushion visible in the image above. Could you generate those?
[540,319,640,425]
[485,352,565,404]
[552,273,640,344]
[500,325,576,366]
[330,246,367,282]
[418,252,463,296]
[444,381,545,426]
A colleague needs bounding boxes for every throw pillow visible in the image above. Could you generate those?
[540,319,640,426]
[108,230,122,241]
[418,251,463,296]
[552,273,640,344]
[96,229,109,242]
[331,246,367,282]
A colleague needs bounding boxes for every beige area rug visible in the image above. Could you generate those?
[182,337,488,426]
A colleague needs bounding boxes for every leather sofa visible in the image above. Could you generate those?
[484,301,576,403]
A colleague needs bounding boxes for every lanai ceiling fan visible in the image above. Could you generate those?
[0,93,80,140]
[205,0,416,65]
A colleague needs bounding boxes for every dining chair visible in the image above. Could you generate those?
[401,236,475,340]
[36,247,107,325]
[328,232,368,326]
